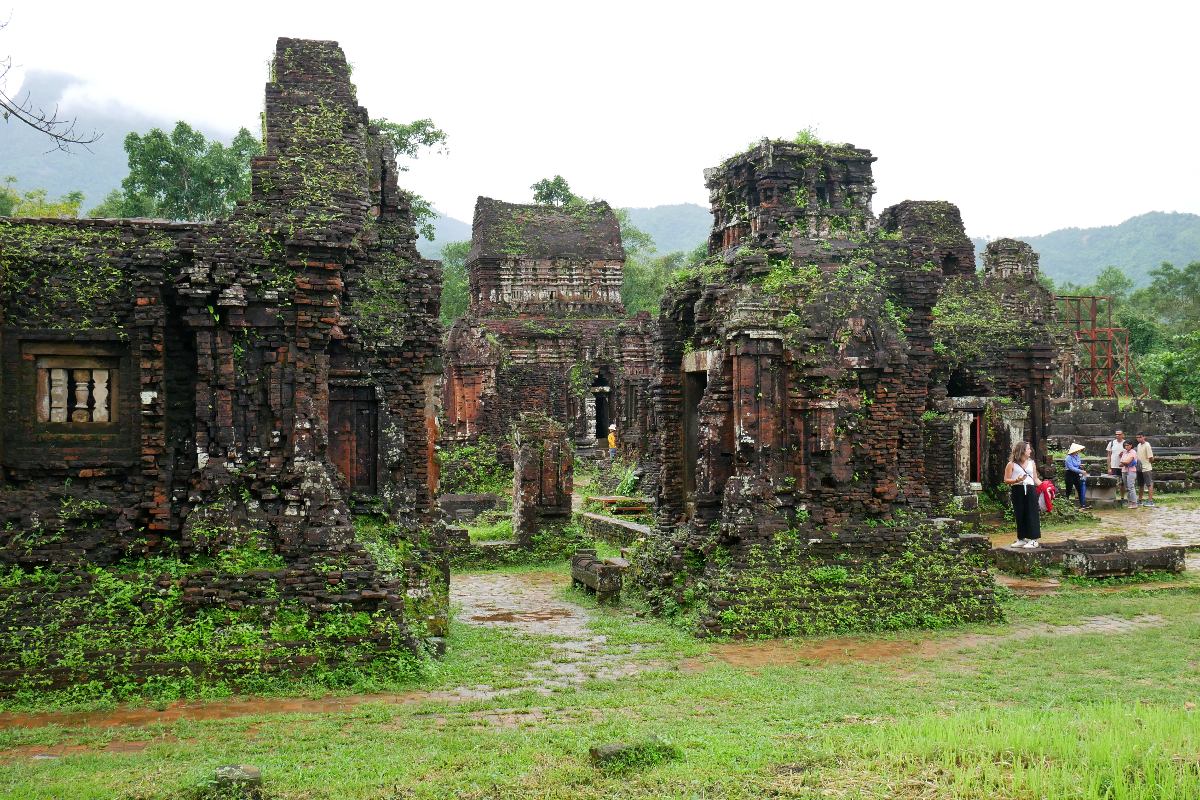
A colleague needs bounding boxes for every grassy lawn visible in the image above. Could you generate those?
[2,565,1199,799]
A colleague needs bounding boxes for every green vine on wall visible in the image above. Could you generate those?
[0,223,174,330]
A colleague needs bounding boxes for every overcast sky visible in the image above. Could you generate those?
[3,0,1197,238]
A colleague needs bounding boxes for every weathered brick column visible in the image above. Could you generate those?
[512,412,573,547]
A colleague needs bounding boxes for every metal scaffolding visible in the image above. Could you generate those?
[1055,295,1147,398]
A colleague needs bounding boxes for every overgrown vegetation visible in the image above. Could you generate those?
[3,564,1198,798]
[0,559,423,708]
[631,523,999,638]
[0,222,173,329]
[451,518,594,570]
[437,437,512,496]
[931,276,1025,366]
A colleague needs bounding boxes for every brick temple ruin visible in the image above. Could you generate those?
[441,198,654,457]
[0,39,447,673]
[636,138,1065,636]
[6,34,1174,665]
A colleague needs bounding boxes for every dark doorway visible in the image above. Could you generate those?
[591,373,610,439]
[969,411,983,484]
[683,371,707,496]
[947,368,981,397]
[329,385,378,493]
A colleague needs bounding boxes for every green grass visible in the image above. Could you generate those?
[2,575,1200,798]
[466,515,514,543]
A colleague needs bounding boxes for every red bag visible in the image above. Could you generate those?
[1036,479,1057,513]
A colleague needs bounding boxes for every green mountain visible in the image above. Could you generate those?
[624,203,711,254]
[417,203,713,260]
[0,70,204,210]
[972,212,1200,287]
[416,215,471,258]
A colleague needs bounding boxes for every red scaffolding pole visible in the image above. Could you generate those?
[1055,295,1147,398]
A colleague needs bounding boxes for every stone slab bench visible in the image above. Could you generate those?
[579,512,652,547]
[1062,546,1186,577]
[991,535,1127,574]
[571,548,629,604]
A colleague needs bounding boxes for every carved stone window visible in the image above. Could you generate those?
[35,357,118,424]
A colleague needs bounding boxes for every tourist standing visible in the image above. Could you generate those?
[607,423,617,461]
[1135,433,1156,506]
[1106,430,1125,477]
[1119,440,1139,509]
[1063,442,1089,508]
[1004,440,1041,548]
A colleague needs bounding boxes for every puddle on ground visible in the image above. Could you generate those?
[0,691,466,731]
[680,615,1166,673]
[0,737,173,761]
[468,609,575,623]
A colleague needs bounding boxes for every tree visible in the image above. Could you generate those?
[622,246,704,317]
[1141,261,1200,330]
[88,187,157,219]
[528,174,655,259]
[530,175,575,208]
[1138,332,1200,408]
[0,176,16,216]
[372,118,448,241]
[0,177,82,217]
[1092,266,1135,304]
[0,21,100,151]
[94,122,262,221]
[439,240,471,326]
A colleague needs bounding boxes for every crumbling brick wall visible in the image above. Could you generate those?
[0,38,448,680]
[0,219,199,561]
[638,138,1061,636]
[511,413,573,547]
[442,197,655,459]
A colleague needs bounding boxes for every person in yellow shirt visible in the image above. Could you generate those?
[1135,433,1155,507]
[607,424,617,461]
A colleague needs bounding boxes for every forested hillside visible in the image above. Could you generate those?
[1,71,187,208]
[973,211,1200,286]
[623,203,710,254]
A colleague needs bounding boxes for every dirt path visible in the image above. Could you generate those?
[450,570,650,692]
[681,614,1167,672]
[572,472,593,512]
[0,570,649,732]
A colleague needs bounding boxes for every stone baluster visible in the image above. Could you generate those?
[72,369,92,422]
[49,368,69,422]
[93,369,110,422]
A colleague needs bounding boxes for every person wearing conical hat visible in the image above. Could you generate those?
[1063,442,1089,509]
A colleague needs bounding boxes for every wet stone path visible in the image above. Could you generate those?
[1064,503,1200,551]
[989,500,1200,571]
[450,571,651,693]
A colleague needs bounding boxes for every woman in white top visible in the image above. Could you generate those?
[1003,440,1041,548]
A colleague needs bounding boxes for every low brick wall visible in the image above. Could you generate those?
[635,522,1000,639]
[438,494,503,523]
